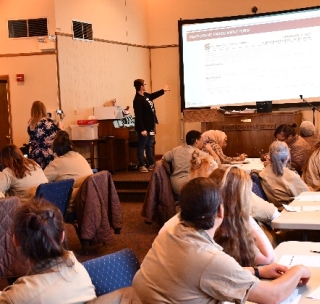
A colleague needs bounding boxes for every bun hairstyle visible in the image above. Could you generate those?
[274,123,297,138]
[13,198,67,266]
[53,130,73,156]
[179,177,222,230]
[189,149,218,179]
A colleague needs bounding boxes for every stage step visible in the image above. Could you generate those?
[113,179,149,202]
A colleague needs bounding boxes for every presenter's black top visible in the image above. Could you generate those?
[133,89,164,133]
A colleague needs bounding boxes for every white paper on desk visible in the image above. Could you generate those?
[294,192,320,201]
[283,205,320,212]
[279,255,320,267]
[280,289,301,304]
[307,286,320,299]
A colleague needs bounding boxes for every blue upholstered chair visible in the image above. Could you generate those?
[250,171,268,201]
[35,179,74,215]
[82,248,140,296]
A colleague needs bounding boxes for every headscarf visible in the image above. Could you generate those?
[201,130,227,148]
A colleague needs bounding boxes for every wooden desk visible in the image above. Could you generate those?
[273,241,320,303]
[97,120,138,171]
[203,111,302,157]
[72,139,103,169]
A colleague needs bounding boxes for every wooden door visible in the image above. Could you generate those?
[0,76,12,150]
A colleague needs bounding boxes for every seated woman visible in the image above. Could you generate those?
[133,177,310,303]
[44,130,93,207]
[0,198,96,303]
[274,123,310,174]
[210,167,275,266]
[162,130,218,195]
[300,120,319,148]
[201,129,247,164]
[259,141,310,210]
[302,141,320,191]
[0,144,48,201]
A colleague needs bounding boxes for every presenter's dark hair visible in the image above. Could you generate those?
[53,130,73,156]
[13,198,68,266]
[274,123,297,138]
[180,177,221,230]
[134,79,144,91]
[186,130,202,145]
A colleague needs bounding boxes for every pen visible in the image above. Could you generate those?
[310,250,320,253]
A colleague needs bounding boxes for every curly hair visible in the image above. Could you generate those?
[1,144,39,179]
[209,166,257,267]
[189,149,217,179]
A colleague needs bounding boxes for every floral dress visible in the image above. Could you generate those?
[28,118,60,169]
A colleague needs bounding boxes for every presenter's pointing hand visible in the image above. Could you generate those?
[163,84,170,92]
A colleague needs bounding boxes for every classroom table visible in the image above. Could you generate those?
[231,158,265,174]
[271,192,320,233]
[273,241,320,303]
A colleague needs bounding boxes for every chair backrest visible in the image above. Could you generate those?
[82,248,140,296]
[35,179,74,215]
[0,196,29,278]
[250,172,268,201]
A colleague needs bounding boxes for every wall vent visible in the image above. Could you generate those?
[72,20,93,41]
[8,18,48,38]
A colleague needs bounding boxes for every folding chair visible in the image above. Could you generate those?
[35,179,75,215]
[82,248,140,296]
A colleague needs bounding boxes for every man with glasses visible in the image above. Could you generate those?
[133,79,170,173]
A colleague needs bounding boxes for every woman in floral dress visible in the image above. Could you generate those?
[27,100,60,169]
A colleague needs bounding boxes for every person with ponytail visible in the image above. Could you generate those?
[0,199,96,303]
[0,144,48,201]
[273,123,310,174]
[259,141,310,210]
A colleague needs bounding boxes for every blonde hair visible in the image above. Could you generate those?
[29,100,47,130]
[210,166,257,267]
[189,149,217,179]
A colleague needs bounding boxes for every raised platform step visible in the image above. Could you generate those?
[112,170,152,202]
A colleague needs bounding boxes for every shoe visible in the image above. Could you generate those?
[139,166,149,173]
[148,165,155,171]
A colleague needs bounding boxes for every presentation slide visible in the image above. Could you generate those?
[179,7,320,109]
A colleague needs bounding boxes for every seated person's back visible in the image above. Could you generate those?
[44,130,93,204]
[0,144,48,201]
[0,198,96,303]
[162,130,217,195]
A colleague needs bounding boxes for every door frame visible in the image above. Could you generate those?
[0,75,13,147]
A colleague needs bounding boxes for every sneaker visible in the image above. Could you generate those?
[148,164,155,171]
[139,166,149,173]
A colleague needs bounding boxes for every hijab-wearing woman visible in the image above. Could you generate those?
[259,141,310,210]
[201,130,247,165]
[210,166,275,267]
[0,199,96,304]
[28,100,60,169]
[0,144,48,201]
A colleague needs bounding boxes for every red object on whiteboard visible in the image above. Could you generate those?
[77,119,98,125]
[16,74,24,82]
